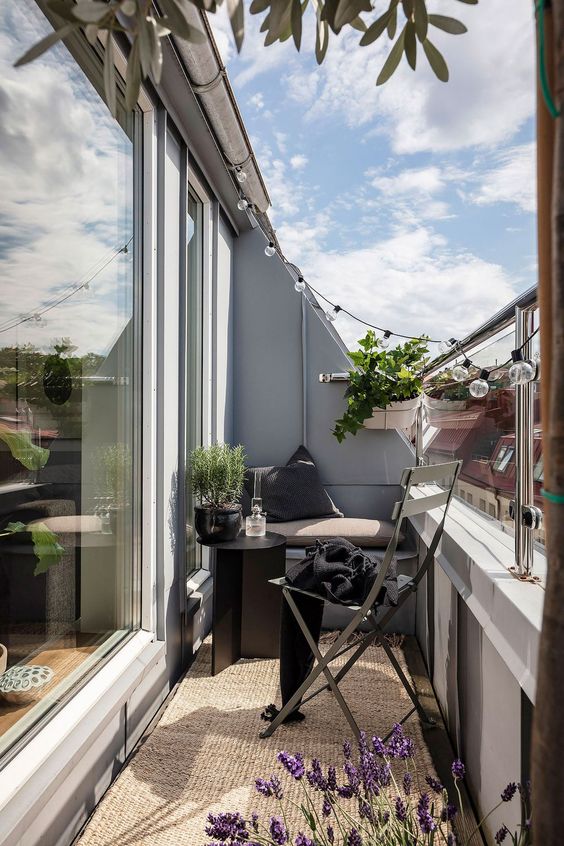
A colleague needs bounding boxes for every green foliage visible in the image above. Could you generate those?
[93,443,132,506]
[0,428,50,471]
[0,521,65,576]
[333,331,428,442]
[189,443,246,509]
[14,0,476,115]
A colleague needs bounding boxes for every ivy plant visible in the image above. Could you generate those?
[13,0,477,117]
[333,331,429,442]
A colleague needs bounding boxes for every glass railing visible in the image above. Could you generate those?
[420,286,543,577]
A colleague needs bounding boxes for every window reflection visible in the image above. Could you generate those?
[0,2,139,757]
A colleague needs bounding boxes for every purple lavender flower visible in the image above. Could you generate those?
[347,827,362,846]
[344,760,360,794]
[271,776,284,800]
[372,736,387,757]
[251,813,259,832]
[441,803,458,822]
[403,771,413,795]
[337,785,355,799]
[395,796,408,822]
[327,766,337,792]
[327,826,335,845]
[255,778,273,797]
[306,759,326,791]
[425,775,444,794]
[379,811,390,825]
[501,782,517,802]
[358,799,373,821]
[451,759,465,780]
[269,816,288,845]
[277,752,305,780]
[343,740,352,760]
[377,762,391,788]
[416,793,436,835]
[295,834,313,846]
[495,826,508,844]
[205,811,249,842]
[322,797,332,818]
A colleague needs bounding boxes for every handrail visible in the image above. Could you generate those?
[424,285,538,375]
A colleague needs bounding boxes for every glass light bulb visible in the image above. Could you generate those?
[469,378,489,398]
[326,308,338,322]
[236,169,247,183]
[32,313,41,322]
[452,364,469,382]
[380,332,391,349]
[294,277,306,293]
[237,197,249,211]
[509,359,536,385]
[438,340,453,355]
[265,242,276,257]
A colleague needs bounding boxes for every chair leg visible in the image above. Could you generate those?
[371,623,435,727]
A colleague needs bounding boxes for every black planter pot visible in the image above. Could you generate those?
[194,505,242,543]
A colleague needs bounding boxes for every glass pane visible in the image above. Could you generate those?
[531,311,544,547]
[0,3,139,757]
[422,328,516,535]
[185,189,204,575]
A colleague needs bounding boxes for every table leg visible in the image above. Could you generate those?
[240,545,285,659]
[212,549,243,675]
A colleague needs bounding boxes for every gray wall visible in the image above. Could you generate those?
[232,227,414,521]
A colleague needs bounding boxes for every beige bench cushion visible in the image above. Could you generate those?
[267,517,404,548]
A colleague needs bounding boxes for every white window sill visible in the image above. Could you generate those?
[0,629,164,843]
[409,487,545,704]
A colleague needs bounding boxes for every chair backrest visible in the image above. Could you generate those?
[360,460,462,614]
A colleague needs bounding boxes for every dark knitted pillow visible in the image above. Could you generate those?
[243,445,343,523]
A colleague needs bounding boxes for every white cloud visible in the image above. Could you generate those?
[468,143,536,213]
[290,154,309,171]
[248,91,265,110]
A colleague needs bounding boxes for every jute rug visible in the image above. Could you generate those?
[77,637,436,846]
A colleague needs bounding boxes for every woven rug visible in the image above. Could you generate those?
[77,637,437,846]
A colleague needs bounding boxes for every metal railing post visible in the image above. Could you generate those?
[515,306,535,576]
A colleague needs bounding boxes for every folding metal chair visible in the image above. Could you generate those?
[259,460,462,740]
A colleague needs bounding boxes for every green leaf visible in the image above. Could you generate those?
[103,31,117,117]
[360,7,393,46]
[428,14,467,34]
[4,522,26,535]
[422,36,449,81]
[404,19,416,69]
[349,15,367,32]
[28,522,65,576]
[159,0,207,42]
[291,0,303,49]
[0,429,50,471]
[376,25,405,85]
[387,4,397,38]
[413,0,428,41]
[314,1,329,64]
[147,17,164,83]
[453,0,477,4]
[46,0,80,23]
[72,0,110,23]
[333,0,371,32]
[250,0,270,12]
[138,14,154,77]
[125,38,142,110]
[14,22,78,67]
[227,0,245,52]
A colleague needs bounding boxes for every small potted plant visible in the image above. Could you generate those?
[333,332,429,442]
[189,443,246,543]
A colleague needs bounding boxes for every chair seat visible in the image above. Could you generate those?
[266,517,404,548]
[269,571,413,611]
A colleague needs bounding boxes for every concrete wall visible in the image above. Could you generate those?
[232,227,414,521]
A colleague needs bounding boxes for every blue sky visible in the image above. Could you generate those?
[210,0,537,350]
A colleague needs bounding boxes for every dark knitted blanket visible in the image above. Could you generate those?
[286,536,398,607]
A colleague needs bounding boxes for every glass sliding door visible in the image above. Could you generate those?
[0,2,141,759]
[185,188,205,575]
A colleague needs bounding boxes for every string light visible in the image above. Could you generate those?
[236,168,247,183]
[469,369,491,398]
[325,305,341,323]
[452,358,472,382]
[237,196,249,211]
[508,350,537,385]
[265,241,276,257]
[294,276,306,293]
[380,330,391,349]
[438,338,458,355]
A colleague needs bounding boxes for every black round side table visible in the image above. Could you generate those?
[198,532,286,675]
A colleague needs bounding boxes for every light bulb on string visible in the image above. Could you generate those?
[469,369,490,398]
[508,350,537,385]
[32,313,42,323]
[237,196,249,211]
[438,337,457,355]
[294,276,306,293]
[380,330,391,349]
[236,168,247,183]
[265,241,276,257]
[452,358,472,382]
[325,305,341,323]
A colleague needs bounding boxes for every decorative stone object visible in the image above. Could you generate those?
[0,665,54,705]
[0,644,7,675]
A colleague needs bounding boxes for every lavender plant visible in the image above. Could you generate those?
[204,725,531,846]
